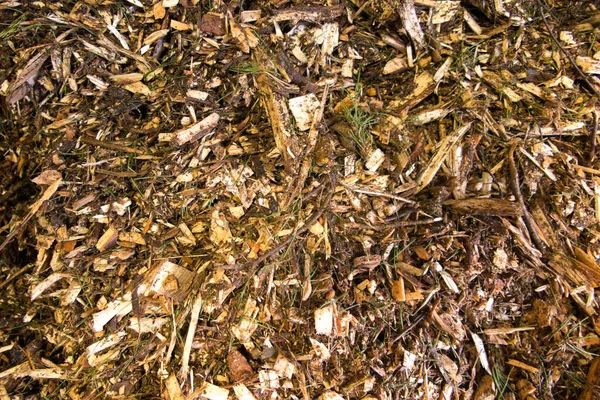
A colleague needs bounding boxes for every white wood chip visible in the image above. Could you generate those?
[241,10,261,23]
[273,354,295,379]
[123,81,152,96]
[92,295,132,332]
[399,0,425,47]
[576,56,600,74]
[186,90,209,101]
[289,94,320,131]
[314,304,335,336]
[309,338,330,361]
[233,384,257,400]
[432,1,460,24]
[143,29,169,46]
[232,298,259,342]
[106,24,130,50]
[198,382,229,400]
[365,148,385,172]
[464,9,483,35]
[434,57,453,82]
[471,332,491,375]
[319,391,345,400]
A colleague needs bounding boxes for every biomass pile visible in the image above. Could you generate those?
[1,0,600,398]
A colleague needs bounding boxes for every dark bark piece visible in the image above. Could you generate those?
[227,349,254,383]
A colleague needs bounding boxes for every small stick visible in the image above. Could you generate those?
[347,217,442,231]
[508,143,547,254]
[283,86,329,210]
[95,169,138,178]
[393,297,440,344]
[341,183,415,204]
[80,136,145,154]
[179,291,203,382]
[589,109,599,165]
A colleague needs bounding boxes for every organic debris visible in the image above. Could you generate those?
[1,0,600,398]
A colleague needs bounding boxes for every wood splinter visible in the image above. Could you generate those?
[508,143,547,254]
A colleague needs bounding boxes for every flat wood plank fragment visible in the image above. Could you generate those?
[576,56,600,74]
[315,304,335,336]
[383,56,409,75]
[232,298,259,343]
[146,261,196,301]
[109,73,143,84]
[92,295,132,332]
[233,384,257,400]
[7,49,49,104]
[548,252,600,288]
[197,382,229,400]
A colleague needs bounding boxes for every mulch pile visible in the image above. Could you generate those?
[1,0,600,398]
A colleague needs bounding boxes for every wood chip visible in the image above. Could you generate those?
[96,227,118,252]
[174,112,220,146]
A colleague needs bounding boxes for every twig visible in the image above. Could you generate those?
[588,109,599,165]
[80,136,145,154]
[95,169,139,178]
[179,291,203,382]
[352,0,374,22]
[253,173,336,268]
[536,0,600,99]
[508,143,547,254]
[347,217,442,231]
[341,183,415,204]
[392,297,440,344]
